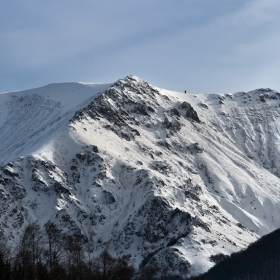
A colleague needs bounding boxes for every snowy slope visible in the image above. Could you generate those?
[0,82,112,165]
[1,76,280,278]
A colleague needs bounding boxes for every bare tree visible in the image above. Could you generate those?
[91,248,134,280]
[0,234,11,279]
[44,221,64,275]
[15,222,44,280]
[63,234,84,279]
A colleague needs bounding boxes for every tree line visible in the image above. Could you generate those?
[0,222,166,280]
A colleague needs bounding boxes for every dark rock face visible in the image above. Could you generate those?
[102,190,116,204]
[92,145,99,153]
[170,108,181,117]
[259,94,266,102]
[151,161,172,175]
[187,143,204,154]
[209,253,229,264]
[3,168,19,178]
[54,181,71,195]
[148,248,191,279]
[131,104,151,116]
[178,101,201,123]
[162,116,181,133]
[134,197,192,244]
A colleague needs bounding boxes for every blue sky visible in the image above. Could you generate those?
[1,0,280,93]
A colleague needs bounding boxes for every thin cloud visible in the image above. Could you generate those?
[0,0,280,93]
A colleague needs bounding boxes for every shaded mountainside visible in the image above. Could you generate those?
[192,228,280,280]
[1,76,280,278]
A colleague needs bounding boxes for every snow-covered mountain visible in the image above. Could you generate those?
[1,75,280,278]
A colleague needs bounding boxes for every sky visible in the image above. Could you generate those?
[1,0,280,94]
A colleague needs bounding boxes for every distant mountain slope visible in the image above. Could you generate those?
[1,76,280,278]
[0,82,112,165]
